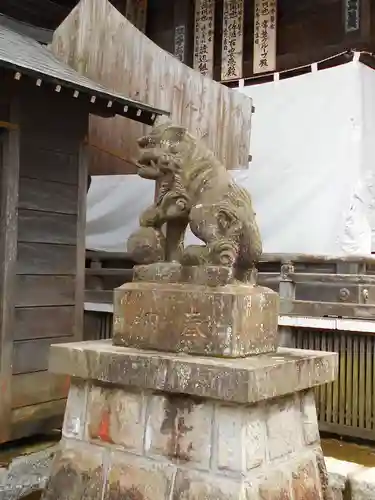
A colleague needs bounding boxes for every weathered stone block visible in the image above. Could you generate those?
[301,390,320,445]
[314,447,334,500]
[266,395,303,461]
[349,467,375,500]
[331,489,343,500]
[258,470,292,500]
[245,406,268,471]
[145,394,212,469]
[291,457,323,500]
[42,440,105,500]
[86,385,146,454]
[172,469,244,500]
[214,403,266,473]
[62,378,88,440]
[104,454,175,500]
[113,281,278,357]
[134,263,240,287]
[215,404,246,473]
[325,457,363,500]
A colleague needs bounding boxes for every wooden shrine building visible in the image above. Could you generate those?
[0,24,167,444]
[2,0,375,82]
[4,0,375,446]
[147,0,375,83]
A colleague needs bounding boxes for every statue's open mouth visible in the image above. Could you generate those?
[136,152,160,179]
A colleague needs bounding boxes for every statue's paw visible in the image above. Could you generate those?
[210,240,238,267]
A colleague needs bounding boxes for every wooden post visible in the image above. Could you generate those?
[74,143,89,342]
[126,0,148,32]
[279,261,296,348]
[0,120,20,442]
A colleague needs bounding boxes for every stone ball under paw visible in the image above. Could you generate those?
[127,227,166,264]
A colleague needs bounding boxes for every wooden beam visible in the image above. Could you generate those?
[0,109,20,443]
[0,121,19,130]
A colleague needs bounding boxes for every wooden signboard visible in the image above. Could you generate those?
[221,0,244,81]
[193,0,215,78]
[174,25,186,62]
[344,0,360,32]
[253,0,277,74]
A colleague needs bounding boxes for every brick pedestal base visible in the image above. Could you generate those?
[42,341,337,500]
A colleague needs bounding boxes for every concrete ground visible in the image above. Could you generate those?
[0,434,58,500]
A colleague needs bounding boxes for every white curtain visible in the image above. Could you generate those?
[86,61,375,255]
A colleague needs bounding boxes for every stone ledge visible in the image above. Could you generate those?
[49,341,337,404]
[325,457,375,500]
[349,466,375,500]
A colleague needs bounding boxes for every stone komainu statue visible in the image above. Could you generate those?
[127,121,262,280]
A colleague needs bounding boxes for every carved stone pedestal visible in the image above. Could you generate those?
[43,341,337,500]
[113,263,279,357]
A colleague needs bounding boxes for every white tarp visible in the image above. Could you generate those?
[86,60,375,255]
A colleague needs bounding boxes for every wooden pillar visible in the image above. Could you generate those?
[74,143,89,341]
[359,0,371,44]
[279,261,296,348]
[126,0,148,32]
[0,117,20,443]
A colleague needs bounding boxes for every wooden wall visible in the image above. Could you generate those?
[147,0,374,81]
[51,0,253,175]
[0,75,88,443]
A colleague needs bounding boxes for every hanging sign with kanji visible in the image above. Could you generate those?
[253,0,277,74]
[221,0,244,81]
[345,0,360,32]
[193,0,215,78]
[174,25,186,62]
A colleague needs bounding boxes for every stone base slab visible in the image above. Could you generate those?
[49,341,337,405]
[113,280,279,357]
